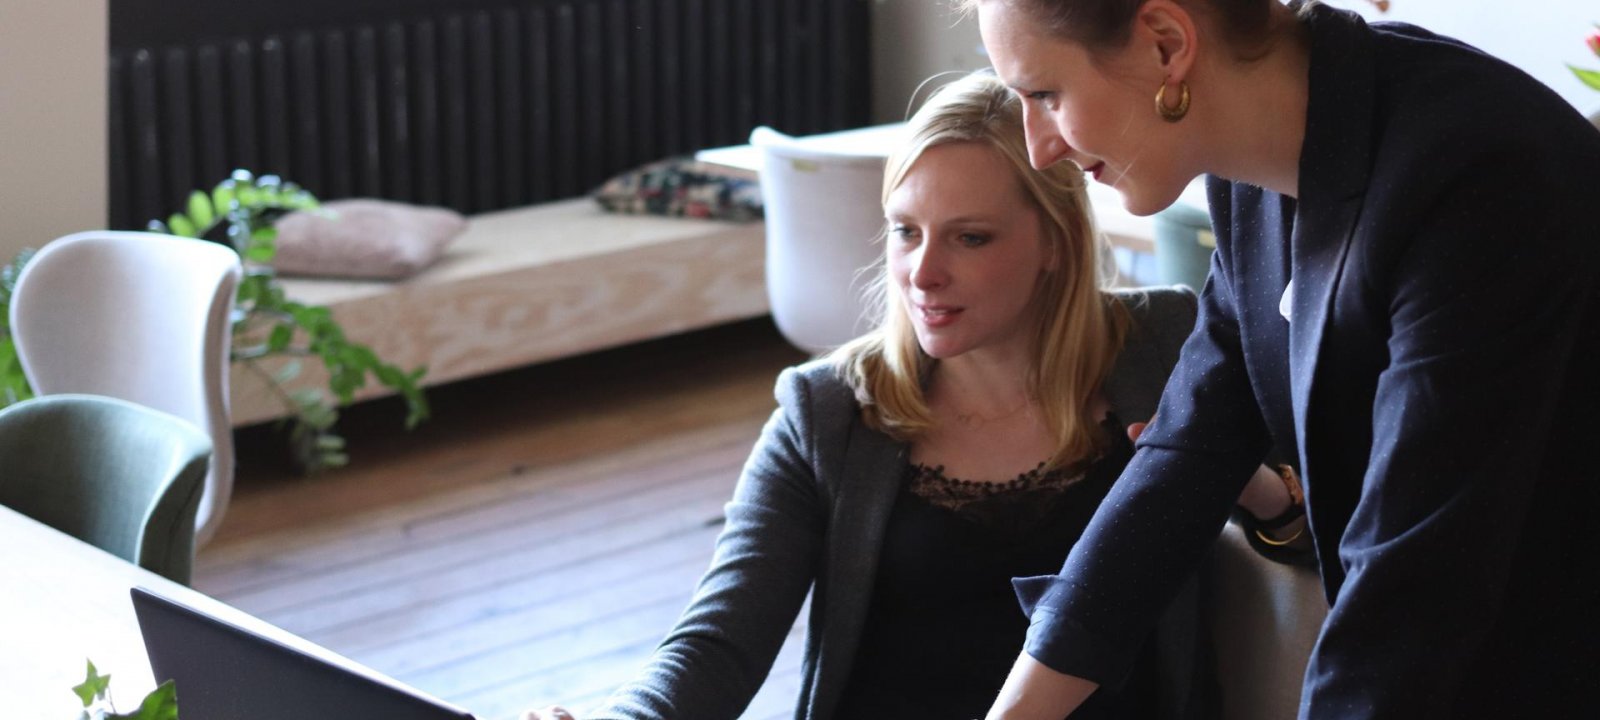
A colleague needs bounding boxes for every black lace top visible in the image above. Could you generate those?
[833,415,1161,720]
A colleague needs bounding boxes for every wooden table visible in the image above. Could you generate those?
[0,506,383,717]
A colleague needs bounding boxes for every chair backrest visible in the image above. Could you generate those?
[751,126,887,354]
[8,231,241,544]
[1206,523,1329,720]
[0,394,212,584]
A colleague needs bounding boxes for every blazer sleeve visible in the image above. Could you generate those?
[1014,189,1275,685]
[1301,144,1598,718]
[589,367,825,720]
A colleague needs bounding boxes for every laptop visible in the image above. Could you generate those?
[131,586,476,720]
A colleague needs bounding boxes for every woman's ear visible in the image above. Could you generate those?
[1041,221,1063,273]
[1133,0,1200,83]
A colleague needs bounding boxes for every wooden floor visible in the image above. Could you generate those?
[195,319,812,720]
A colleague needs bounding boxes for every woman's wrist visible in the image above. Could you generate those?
[1237,463,1301,520]
[1237,464,1307,544]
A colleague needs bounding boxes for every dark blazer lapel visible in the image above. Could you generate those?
[810,415,906,718]
[1287,4,1375,482]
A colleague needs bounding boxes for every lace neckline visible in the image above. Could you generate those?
[905,414,1126,513]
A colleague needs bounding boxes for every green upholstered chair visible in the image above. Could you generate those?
[0,394,212,585]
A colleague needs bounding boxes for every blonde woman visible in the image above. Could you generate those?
[525,70,1299,720]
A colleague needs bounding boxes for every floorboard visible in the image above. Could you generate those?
[195,319,813,719]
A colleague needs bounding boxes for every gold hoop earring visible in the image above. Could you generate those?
[1155,81,1190,123]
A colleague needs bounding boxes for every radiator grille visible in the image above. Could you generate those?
[108,0,871,229]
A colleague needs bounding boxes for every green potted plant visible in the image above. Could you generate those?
[0,170,428,473]
[71,660,177,720]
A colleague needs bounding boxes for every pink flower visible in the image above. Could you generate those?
[1588,32,1600,58]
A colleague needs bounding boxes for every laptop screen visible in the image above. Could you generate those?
[131,587,475,720]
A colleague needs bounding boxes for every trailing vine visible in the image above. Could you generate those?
[0,170,428,473]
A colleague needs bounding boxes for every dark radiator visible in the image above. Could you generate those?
[107,0,872,230]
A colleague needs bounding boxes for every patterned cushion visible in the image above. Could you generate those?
[592,158,762,222]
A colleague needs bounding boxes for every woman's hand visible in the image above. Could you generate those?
[985,652,1099,719]
[522,707,577,720]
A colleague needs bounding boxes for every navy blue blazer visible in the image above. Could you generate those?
[1015,4,1600,718]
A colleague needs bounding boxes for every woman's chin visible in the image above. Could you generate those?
[915,334,965,360]
[1116,179,1189,218]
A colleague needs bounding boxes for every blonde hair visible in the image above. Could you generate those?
[829,70,1128,470]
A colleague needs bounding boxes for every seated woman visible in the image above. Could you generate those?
[525,70,1302,720]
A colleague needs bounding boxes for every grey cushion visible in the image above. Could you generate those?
[272,199,467,280]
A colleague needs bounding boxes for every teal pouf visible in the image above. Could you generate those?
[1152,200,1215,292]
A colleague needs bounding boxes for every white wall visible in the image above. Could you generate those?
[0,0,108,264]
[1350,0,1599,118]
[870,0,1600,121]
[870,0,986,123]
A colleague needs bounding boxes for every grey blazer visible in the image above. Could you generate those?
[590,287,1203,720]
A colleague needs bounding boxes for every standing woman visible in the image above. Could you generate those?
[968,0,1600,718]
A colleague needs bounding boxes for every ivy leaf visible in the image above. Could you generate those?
[167,213,197,238]
[272,359,303,384]
[1569,64,1600,91]
[186,190,215,230]
[72,659,111,708]
[235,275,262,305]
[237,183,261,207]
[267,323,294,353]
[122,168,427,476]
[374,364,402,386]
[212,181,237,214]
[245,242,276,264]
[315,433,347,451]
[286,191,317,210]
[106,679,178,720]
[246,226,278,263]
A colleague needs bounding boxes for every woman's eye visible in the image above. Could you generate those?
[890,224,916,240]
[1026,90,1059,110]
[958,233,990,248]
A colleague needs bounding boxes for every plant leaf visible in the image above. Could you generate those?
[186,190,215,230]
[167,213,197,238]
[315,433,346,451]
[212,181,237,214]
[72,659,111,707]
[106,679,177,720]
[374,365,402,386]
[1569,64,1600,91]
[272,359,303,384]
[268,323,294,352]
[245,242,276,264]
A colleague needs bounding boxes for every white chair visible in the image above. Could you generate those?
[751,126,887,354]
[9,231,242,546]
[1207,523,1329,719]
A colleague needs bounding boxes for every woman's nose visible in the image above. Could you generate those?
[909,241,948,290]
[1022,105,1070,170]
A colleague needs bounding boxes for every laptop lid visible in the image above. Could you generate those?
[131,586,475,720]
